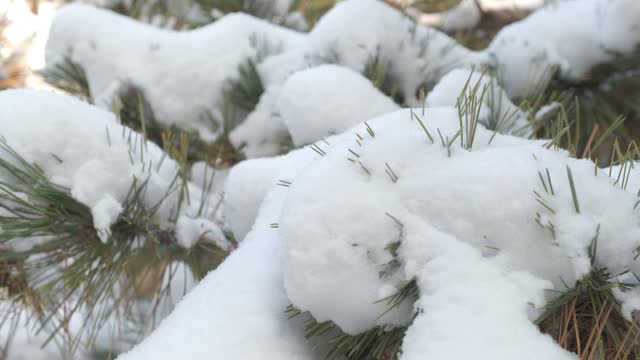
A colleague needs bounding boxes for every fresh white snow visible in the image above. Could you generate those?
[277,65,399,147]
[46,4,306,140]
[488,0,640,98]
[4,0,640,358]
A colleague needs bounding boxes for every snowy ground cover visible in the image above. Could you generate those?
[2,0,640,358]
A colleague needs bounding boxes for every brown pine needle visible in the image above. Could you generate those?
[583,300,614,360]
[572,299,582,357]
[616,320,640,360]
[582,124,600,159]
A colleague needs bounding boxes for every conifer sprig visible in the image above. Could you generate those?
[0,139,229,354]
[40,55,91,101]
[536,268,640,358]
[285,304,408,360]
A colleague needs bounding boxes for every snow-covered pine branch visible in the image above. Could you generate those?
[2,0,640,358]
[0,89,231,356]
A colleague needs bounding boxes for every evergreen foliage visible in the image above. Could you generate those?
[0,131,229,353]
[40,55,91,100]
[6,1,640,358]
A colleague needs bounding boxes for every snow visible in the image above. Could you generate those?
[410,0,547,30]
[614,272,640,321]
[43,0,640,159]
[0,259,196,359]
[7,0,640,358]
[280,108,640,337]
[308,0,485,105]
[45,3,306,139]
[0,89,230,357]
[117,106,640,360]
[0,0,61,88]
[488,0,640,98]
[223,147,316,241]
[229,87,291,158]
[44,0,485,158]
[398,215,575,360]
[0,306,91,360]
[175,215,228,250]
[0,89,228,250]
[478,0,546,12]
[277,65,399,146]
[118,186,315,360]
[92,194,124,242]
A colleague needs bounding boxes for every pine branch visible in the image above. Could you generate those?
[113,83,244,167]
[0,140,230,354]
[285,215,418,360]
[224,58,265,114]
[362,48,402,104]
[526,50,640,160]
[536,268,640,358]
[222,34,280,115]
[285,305,409,360]
[40,55,91,101]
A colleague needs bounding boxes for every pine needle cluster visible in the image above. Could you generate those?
[536,268,640,359]
[0,138,230,353]
[40,55,91,100]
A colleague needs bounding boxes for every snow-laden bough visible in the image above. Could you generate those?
[119,106,640,359]
[0,89,228,249]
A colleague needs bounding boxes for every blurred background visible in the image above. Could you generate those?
[0,0,544,93]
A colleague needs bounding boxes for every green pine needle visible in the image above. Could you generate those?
[0,140,230,352]
[285,304,409,360]
[40,55,91,101]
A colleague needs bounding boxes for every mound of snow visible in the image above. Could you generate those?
[280,108,639,355]
[277,65,399,147]
[489,0,640,98]
[308,0,485,105]
[45,4,306,140]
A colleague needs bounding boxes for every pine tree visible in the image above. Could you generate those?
[2,0,640,358]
